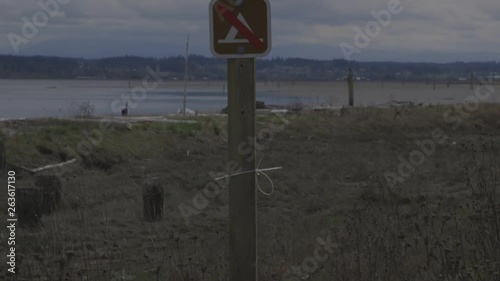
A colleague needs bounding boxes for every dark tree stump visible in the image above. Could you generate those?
[143,182,164,221]
[0,139,6,170]
[35,175,62,214]
[256,100,265,109]
[17,188,42,226]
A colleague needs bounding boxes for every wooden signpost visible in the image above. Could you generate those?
[210,0,271,280]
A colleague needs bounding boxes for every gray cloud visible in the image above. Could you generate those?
[0,0,499,62]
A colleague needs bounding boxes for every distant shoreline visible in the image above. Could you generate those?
[1,77,499,86]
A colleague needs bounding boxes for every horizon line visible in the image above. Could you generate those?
[0,53,498,65]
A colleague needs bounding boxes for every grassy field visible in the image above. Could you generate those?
[0,104,499,281]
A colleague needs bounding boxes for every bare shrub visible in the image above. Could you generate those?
[67,101,95,119]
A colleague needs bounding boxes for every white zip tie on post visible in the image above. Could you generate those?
[214,156,281,196]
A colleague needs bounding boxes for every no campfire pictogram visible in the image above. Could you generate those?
[209,0,271,58]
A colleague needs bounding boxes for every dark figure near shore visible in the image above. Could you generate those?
[347,68,354,107]
[121,102,128,116]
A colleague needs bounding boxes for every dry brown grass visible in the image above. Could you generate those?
[0,104,499,281]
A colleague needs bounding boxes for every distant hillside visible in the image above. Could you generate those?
[0,54,499,81]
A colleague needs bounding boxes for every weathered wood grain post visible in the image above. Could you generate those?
[228,58,257,281]
[18,187,42,226]
[143,182,164,221]
[347,68,354,106]
[0,139,6,170]
[210,0,271,279]
[35,174,62,214]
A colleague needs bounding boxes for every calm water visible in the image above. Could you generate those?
[0,79,498,119]
[0,79,316,119]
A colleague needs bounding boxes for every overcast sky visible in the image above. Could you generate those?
[0,0,499,62]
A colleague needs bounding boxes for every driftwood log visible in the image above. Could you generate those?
[35,175,62,214]
[220,100,266,114]
[32,159,76,174]
[5,159,76,176]
[143,182,164,221]
[18,187,42,226]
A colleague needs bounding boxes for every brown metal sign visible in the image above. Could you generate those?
[209,0,271,58]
